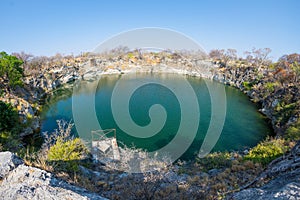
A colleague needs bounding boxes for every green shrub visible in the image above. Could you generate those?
[0,89,4,97]
[242,82,252,91]
[47,137,88,171]
[268,63,276,70]
[0,51,24,87]
[0,131,21,151]
[285,119,300,141]
[244,138,288,165]
[264,82,277,93]
[196,152,232,171]
[0,101,19,132]
[0,101,21,151]
[291,61,300,82]
[127,52,134,59]
[275,102,297,125]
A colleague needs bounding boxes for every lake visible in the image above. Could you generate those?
[41,73,272,160]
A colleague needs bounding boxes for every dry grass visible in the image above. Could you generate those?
[94,140,172,173]
[17,119,267,199]
[21,147,54,172]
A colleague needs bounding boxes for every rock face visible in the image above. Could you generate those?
[232,182,300,200]
[0,152,107,200]
[212,60,299,135]
[0,151,23,179]
[232,141,300,199]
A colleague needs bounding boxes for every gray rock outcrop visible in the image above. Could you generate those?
[232,175,300,200]
[0,151,23,179]
[232,141,300,199]
[0,152,107,200]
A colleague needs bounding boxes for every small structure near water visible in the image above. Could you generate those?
[91,129,171,173]
[91,129,120,165]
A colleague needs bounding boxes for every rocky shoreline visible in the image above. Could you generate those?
[11,54,287,138]
[2,54,221,138]
[1,51,300,199]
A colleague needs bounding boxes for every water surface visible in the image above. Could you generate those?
[41,73,272,160]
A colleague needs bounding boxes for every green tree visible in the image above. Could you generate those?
[0,101,19,132]
[0,51,24,87]
[244,138,288,165]
[0,100,21,151]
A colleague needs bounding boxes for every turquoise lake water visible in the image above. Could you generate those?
[41,73,272,160]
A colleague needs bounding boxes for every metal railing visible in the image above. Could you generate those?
[91,128,116,141]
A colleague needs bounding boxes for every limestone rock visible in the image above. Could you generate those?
[232,141,300,200]
[0,151,23,179]
[0,152,107,200]
[232,181,300,200]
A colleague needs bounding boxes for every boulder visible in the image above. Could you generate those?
[232,181,300,200]
[0,151,23,179]
[62,74,77,84]
[0,152,107,200]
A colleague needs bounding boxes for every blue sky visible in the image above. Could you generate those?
[1,0,299,60]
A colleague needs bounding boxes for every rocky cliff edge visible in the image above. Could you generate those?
[0,151,107,200]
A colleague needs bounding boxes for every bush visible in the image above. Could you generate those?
[285,118,300,141]
[127,52,134,59]
[47,137,88,171]
[244,138,288,165]
[0,101,19,132]
[242,82,252,91]
[0,100,21,151]
[0,51,24,87]
[196,152,232,171]
[42,120,89,172]
[263,82,280,95]
[275,102,297,125]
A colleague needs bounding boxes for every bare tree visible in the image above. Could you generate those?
[26,56,49,75]
[111,46,130,56]
[244,48,272,66]
[12,51,33,71]
[278,53,300,64]
[12,51,33,63]
[209,49,224,60]
[223,48,237,65]
[209,49,237,66]
[254,48,271,65]
[244,50,254,63]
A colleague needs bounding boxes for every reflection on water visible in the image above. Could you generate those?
[41,73,272,160]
